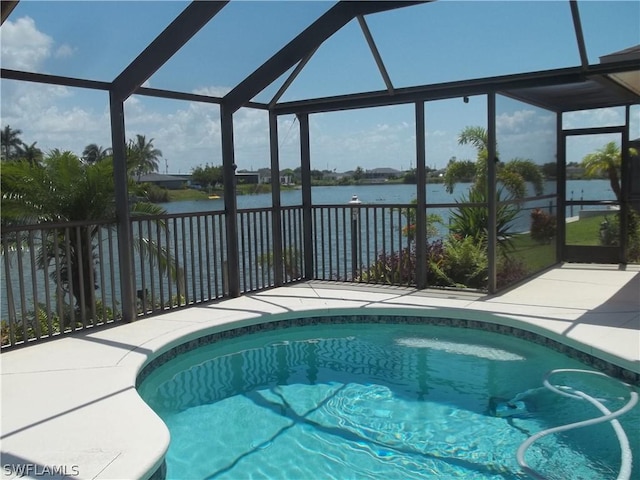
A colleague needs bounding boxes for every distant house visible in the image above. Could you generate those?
[136,173,189,190]
[363,167,402,183]
[256,169,294,185]
[235,171,260,185]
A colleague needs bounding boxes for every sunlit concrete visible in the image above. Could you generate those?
[1,264,638,479]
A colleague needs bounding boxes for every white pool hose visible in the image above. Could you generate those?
[516,369,638,480]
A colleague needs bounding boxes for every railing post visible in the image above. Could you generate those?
[620,105,630,264]
[298,113,314,280]
[221,104,240,297]
[269,111,284,286]
[349,195,361,281]
[109,92,136,322]
[415,101,427,289]
[487,92,497,294]
[557,112,566,264]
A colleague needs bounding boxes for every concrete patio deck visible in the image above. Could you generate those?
[1,263,638,479]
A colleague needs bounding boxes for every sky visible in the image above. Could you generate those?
[1,0,639,174]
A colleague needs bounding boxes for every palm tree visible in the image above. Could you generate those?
[581,141,633,202]
[127,134,162,180]
[1,151,179,321]
[82,143,112,164]
[16,141,43,166]
[1,125,23,160]
[444,126,544,198]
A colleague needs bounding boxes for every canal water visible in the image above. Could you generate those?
[0,180,615,327]
[161,180,614,215]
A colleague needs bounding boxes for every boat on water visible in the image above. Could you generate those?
[208,194,221,199]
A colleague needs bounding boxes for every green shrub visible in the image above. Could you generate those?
[359,240,446,286]
[429,236,488,289]
[449,187,519,251]
[1,304,62,346]
[497,254,529,289]
[359,247,416,285]
[143,183,170,203]
[599,210,640,262]
[530,208,556,244]
[259,247,301,280]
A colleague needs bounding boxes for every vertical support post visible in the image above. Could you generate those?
[220,104,240,297]
[349,195,361,281]
[620,106,630,264]
[415,101,427,289]
[269,111,284,286]
[298,113,313,279]
[109,92,136,322]
[556,112,566,264]
[487,93,497,294]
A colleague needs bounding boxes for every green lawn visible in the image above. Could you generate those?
[508,234,556,273]
[167,189,211,202]
[565,214,608,246]
[508,214,611,273]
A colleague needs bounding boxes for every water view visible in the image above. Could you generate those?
[160,180,615,234]
[164,179,613,209]
[0,179,617,332]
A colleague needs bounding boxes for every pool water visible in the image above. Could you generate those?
[138,322,639,479]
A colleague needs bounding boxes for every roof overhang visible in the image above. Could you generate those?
[500,45,640,113]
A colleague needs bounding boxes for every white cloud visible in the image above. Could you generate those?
[0,80,110,155]
[0,16,52,70]
[308,118,416,171]
[0,16,111,154]
[428,129,447,138]
[54,44,75,59]
[496,109,536,132]
[563,107,625,129]
[495,109,556,164]
[193,86,231,98]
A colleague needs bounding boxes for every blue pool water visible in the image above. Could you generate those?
[138,322,639,479]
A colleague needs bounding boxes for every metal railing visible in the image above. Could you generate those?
[1,219,121,347]
[1,196,561,349]
[312,204,415,282]
[132,211,227,315]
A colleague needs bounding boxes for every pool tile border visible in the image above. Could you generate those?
[137,314,640,389]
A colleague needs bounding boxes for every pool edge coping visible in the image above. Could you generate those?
[134,305,639,480]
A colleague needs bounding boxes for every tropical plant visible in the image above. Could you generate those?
[530,208,556,244]
[428,235,488,289]
[359,240,446,286]
[448,187,520,250]
[16,141,43,166]
[443,158,475,186]
[598,210,640,262]
[581,141,637,203]
[1,151,179,323]
[127,134,163,180]
[1,303,62,346]
[1,125,23,160]
[444,126,544,198]
[258,247,301,280]
[82,143,112,164]
[398,198,443,243]
[360,247,416,285]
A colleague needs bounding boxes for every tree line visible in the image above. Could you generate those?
[1,125,179,322]
[1,125,163,179]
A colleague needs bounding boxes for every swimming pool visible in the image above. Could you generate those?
[138,317,639,479]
